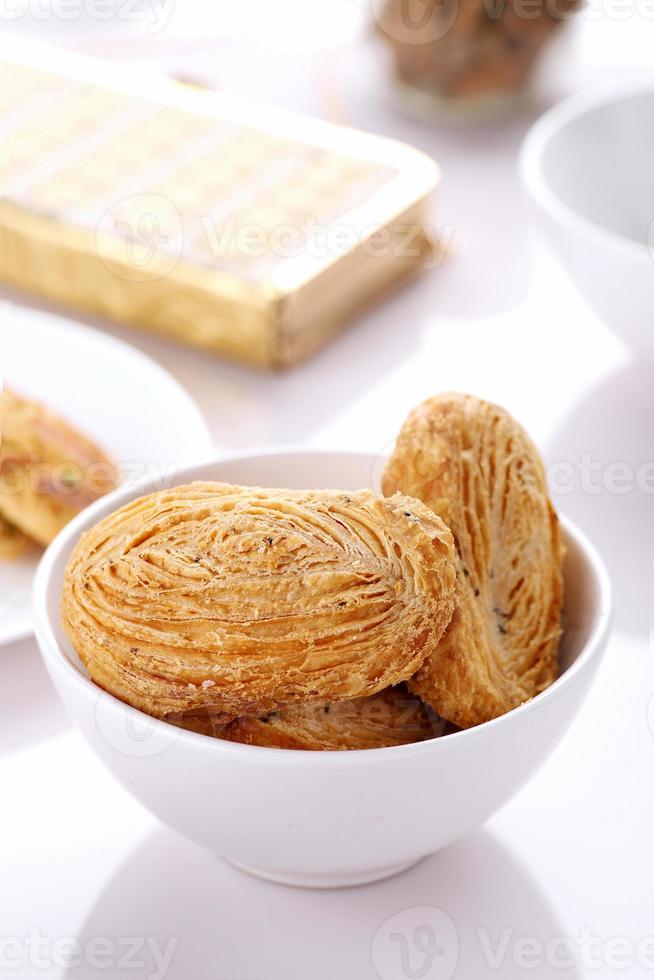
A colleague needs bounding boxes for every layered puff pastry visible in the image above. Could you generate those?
[62,482,457,725]
[175,686,452,750]
[0,515,35,560]
[0,387,118,548]
[383,393,565,729]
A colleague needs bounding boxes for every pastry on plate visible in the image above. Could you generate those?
[177,685,448,750]
[0,515,35,560]
[0,387,118,547]
[383,392,564,728]
[62,482,457,724]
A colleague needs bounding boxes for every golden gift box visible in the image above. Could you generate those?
[0,40,440,368]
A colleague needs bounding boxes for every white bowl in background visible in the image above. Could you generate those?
[33,450,612,889]
[521,78,654,355]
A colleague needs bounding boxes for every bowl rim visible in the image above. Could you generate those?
[33,447,613,766]
[520,74,654,263]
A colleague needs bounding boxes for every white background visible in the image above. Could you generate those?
[1,3,653,978]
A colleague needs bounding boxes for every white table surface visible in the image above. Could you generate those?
[1,5,653,978]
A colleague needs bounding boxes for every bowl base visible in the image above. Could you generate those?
[225,856,426,889]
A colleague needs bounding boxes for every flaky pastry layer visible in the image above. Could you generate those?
[176,685,447,750]
[0,515,35,560]
[383,392,564,728]
[0,387,118,546]
[62,482,456,722]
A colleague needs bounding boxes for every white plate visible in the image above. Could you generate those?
[1,304,213,646]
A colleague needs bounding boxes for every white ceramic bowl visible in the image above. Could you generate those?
[521,78,654,355]
[34,450,612,889]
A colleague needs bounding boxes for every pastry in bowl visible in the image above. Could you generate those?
[35,450,610,886]
[177,685,451,750]
[383,393,565,728]
[62,482,457,725]
[0,386,118,549]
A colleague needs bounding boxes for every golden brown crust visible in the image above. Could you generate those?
[0,387,118,546]
[177,686,448,750]
[62,482,457,723]
[382,392,564,728]
[0,515,36,561]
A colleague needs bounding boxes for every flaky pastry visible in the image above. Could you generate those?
[383,393,564,728]
[0,515,34,560]
[0,387,118,547]
[62,482,457,723]
[175,685,446,750]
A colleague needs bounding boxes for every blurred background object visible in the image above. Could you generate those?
[0,40,441,368]
[3,0,654,108]
[2,0,654,346]
[522,79,654,357]
[376,0,581,120]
